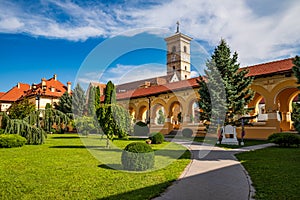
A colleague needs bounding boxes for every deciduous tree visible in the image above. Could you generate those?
[8,98,35,119]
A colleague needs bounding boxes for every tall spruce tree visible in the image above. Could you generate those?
[72,83,86,116]
[292,55,300,133]
[87,86,96,116]
[104,81,116,104]
[198,39,254,126]
[55,92,72,114]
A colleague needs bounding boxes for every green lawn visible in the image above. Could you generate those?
[0,134,190,200]
[236,147,300,199]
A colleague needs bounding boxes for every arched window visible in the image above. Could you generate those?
[185,75,187,79]
[185,66,187,71]
[173,66,175,71]
[184,46,187,53]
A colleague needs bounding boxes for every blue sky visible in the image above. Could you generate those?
[0,0,300,91]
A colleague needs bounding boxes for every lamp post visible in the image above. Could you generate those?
[147,97,151,129]
[32,83,46,128]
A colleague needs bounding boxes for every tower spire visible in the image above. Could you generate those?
[176,21,180,33]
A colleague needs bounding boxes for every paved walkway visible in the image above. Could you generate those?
[153,140,275,200]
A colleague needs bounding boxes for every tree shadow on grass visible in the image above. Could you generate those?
[49,145,103,149]
[96,181,172,200]
[51,136,80,139]
[98,164,123,170]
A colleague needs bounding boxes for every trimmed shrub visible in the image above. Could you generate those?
[149,132,164,144]
[133,121,149,136]
[121,142,154,171]
[0,134,26,148]
[268,132,300,147]
[182,128,193,138]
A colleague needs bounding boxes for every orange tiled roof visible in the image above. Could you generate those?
[24,77,68,98]
[244,58,294,77]
[117,77,199,100]
[0,83,30,102]
[0,92,5,98]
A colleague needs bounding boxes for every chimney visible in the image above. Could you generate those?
[53,74,57,81]
[41,78,46,86]
[17,83,20,89]
[41,78,47,92]
[67,82,71,94]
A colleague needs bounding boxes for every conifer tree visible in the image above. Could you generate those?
[104,81,116,104]
[97,81,131,147]
[157,109,165,124]
[72,83,86,116]
[198,39,254,126]
[87,86,96,116]
[55,92,72,114]
[292,56,300,133]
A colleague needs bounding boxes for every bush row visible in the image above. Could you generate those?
[268,132,300,147]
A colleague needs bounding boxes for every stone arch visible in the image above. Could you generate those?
[128,103,137,120]
[152,104,166,125]
[186,98,200,124]
[288,90,300,112]
[274,86,299,131]
[251,84,278,112]
[249,92,268,122]
[169,101,182,126]
[136,101,149,123]
[271,79,298,103]
[151,98,167,124]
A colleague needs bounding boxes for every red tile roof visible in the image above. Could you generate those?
[0,83,30,102]
[117,77,199,100]
[0,92,5,98]
[106,58,296,101]
[244,58,294,77]
[24,77,68,98]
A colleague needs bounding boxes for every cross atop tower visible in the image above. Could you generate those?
[176,21,180,33]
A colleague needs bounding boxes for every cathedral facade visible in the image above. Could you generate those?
[94,30,299,139]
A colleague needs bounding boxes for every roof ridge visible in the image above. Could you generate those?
[245,57,293,68]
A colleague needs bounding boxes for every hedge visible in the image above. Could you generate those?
[268,132,300,147]
[0,134,26,148]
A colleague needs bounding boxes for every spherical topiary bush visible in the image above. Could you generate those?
[149,132,164,144]
[0,134,26,148]
[121,142,154,171]
[182,128,193,138]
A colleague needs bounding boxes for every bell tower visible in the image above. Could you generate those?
[164,22,193,82]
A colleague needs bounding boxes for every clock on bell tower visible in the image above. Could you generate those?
[164,22,193,82]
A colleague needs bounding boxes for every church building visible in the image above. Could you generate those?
[93,27,299,139]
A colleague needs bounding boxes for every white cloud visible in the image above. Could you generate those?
[190,70,199,78]
[0,0,299,65]
[100,63,166,85]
